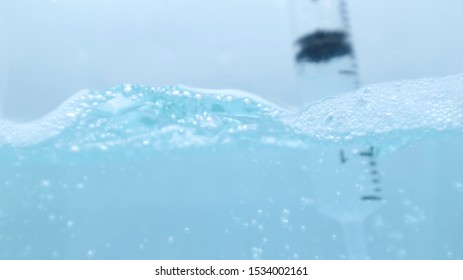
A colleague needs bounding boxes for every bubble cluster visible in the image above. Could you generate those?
[0,73,462,154]
[284,73,463,145]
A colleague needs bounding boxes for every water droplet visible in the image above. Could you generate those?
[300,196,314,206]
[280,209,291,227]
[70,145,80,152]
[86,250,95,258]
[454,181,463,192]
[123,84,132,92]
[398,249,407,257]
[41,180,51,187]
[99,144,108,151]
[251,246,263,259]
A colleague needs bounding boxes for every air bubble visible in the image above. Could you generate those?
[454,181,463,192]
[86,250,95,258]
[70,145,80,152]
[123,84,132,92]
[40,180,51,187]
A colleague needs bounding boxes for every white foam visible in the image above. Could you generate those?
[285,73,463,142]
[177,84,294,113]
[1,73,462,148]
[0,90,90,146]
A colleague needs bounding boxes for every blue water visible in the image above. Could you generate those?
[0,74,462,259]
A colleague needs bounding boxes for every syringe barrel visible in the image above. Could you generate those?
[289,0,346,39]
[287,0,359,104]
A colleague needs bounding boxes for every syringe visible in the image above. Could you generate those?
[287,0,359,105]
[287,0,384,259]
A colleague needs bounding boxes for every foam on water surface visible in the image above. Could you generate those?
[286,73,463,145]
[0,73,462,155]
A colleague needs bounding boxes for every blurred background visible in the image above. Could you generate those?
[0,0,462,121]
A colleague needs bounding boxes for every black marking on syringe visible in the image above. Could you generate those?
[339,69,357,75]
[295,30,352,63]
[361,195,382,201]
[359,146,375,157]
[339,0,361,88]
[339,0,351,29]
[339,150,348,164]
[355,145,383,202]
